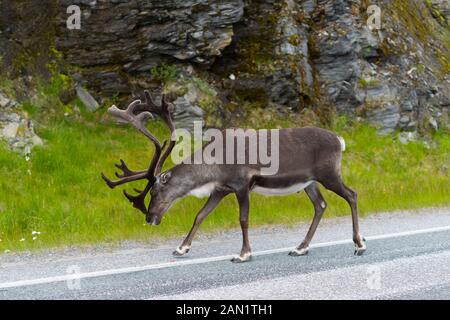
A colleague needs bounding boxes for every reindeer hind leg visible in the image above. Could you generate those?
[320,177,366,256]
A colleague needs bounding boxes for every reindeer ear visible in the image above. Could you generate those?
[160,171,172,184]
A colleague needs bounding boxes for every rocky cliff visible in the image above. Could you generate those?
[1,0,449,138]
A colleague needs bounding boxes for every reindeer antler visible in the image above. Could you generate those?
[140,91,175,132]
[101,91,176,214]
[135,90,176,174]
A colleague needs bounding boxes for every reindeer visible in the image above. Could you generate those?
[101,91,366,263]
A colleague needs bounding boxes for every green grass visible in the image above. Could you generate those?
[0,108,449,253]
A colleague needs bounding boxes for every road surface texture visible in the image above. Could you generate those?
[0,207,449,300]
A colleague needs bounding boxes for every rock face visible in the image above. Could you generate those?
[164,76,218,132]
[172,94,204,133]
[210,0,449,133]
[75,85,100,112]
[56,0,244,95]
[305,0,450,133]
[429,0,450,25]
[212,0,316,111]
[0,91,43,154]
[0,0,449,135]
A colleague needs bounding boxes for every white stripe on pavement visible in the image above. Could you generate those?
[153,251,450,300]
[1,225,450,289]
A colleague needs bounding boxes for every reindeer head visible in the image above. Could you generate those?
[101,90,178,225]
[146,170,175,225]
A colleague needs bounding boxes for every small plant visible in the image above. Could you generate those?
[358,77,381,88]
[191,77,216,97]
[21,101,39,117]
[288,34,301,46]
[150,64,179,84]
[417,64,426,75]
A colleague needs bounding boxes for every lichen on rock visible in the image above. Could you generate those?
[0,91,43,154]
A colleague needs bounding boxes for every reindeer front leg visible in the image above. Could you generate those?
[231,190,251,263]
[173,191,228,257]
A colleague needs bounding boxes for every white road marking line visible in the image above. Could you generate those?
[152,251,450,300]
[1,225,450,290]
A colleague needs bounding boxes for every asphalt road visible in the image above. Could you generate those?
[0,207,449,300]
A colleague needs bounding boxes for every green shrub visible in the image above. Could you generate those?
[150,64,179,84]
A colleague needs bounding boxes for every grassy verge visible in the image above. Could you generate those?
[0,97,449,253]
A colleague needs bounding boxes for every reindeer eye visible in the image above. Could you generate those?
[160,171,171,184]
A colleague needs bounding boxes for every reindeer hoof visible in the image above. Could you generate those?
[354,238,367,256]
[172,245,190,257]
[289,247,309,256]
[231,253,252,263]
